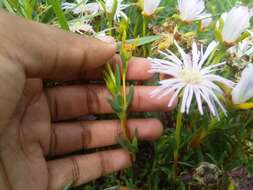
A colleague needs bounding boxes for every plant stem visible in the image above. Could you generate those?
[108,17,113,36]
[122,73,127,107]
[120,112,129,139]
[173,108,183,179]
[142,15,149,57]
[121,71,130,139]
[142,15,148,37]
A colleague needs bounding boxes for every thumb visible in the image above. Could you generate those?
[0,10,116,80]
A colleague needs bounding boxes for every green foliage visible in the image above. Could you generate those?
[117,135,139,154]
[63,183,73,190]
[208,0,238,13]
[116,35,161,52]
[47,0,69,30]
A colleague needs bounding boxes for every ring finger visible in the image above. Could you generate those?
[46,119,163,157]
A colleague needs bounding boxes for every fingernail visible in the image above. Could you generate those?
[97,35,115,44]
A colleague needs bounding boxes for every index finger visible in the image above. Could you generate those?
[0,10,116,80]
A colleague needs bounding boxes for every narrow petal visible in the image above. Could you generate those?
[180,85,190,113]
[198,87,216,116]
[202,86,227,115]
[192,41,200,68]
[186,85,194,113]
[174,40,192,68]
[204,74,235,88]
[194,87,204,115]
[198,41,218,67]
[168,85,185,107]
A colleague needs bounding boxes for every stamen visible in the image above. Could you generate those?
[180,69,202,84]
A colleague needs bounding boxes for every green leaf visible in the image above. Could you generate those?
[47,0,69,30]
[108,95,123,113]
[104,64,119,95]
[115,64,121,92]
[117,137,138,153]
[116,35,161,52]
[23,0,37,19]
[104,71,115,94]
[2,0,20,14]
[214,29,223,44]
[112,0,118,20]
[236,31,250,44]
[120,47,130,74]
[127,85,134,107]
[228,180,236,190]
[233,102,253,110]
[63,183,72,190]
[108,98,120,113]
[132,136,138,149]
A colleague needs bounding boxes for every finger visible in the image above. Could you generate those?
[82,57,154,81]
[0,11,115,80]
[47,150,131,189]
[45,85,177,121]
[47,119,163,156]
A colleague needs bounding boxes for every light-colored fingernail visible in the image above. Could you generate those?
[97,35,115,44]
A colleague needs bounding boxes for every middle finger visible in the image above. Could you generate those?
[45,85,176,121]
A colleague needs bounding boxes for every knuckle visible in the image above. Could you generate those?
[45,89,60,121]
[132,87,141,110]
[98,152,111,177]
[80,121,92,148]
[70,157,80,185]
[83,85,101,114]
[48,125,58,157]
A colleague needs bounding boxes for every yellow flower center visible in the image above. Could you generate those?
[180,69,202,84]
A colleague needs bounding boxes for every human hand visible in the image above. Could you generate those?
[0,11,176,190]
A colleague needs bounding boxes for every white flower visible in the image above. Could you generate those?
[85,2,101,14]
[143,0,161,16]
[218,6,252,44]
[232,64,253,104]
[178,0,210,22]
[69,20,95,34]
[149,41,234,116]
[62,0,100,15]
[104,0,129,21]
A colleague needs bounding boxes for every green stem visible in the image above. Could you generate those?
[175,111,183,155]
[122,73,127,107]
[142,15,149,57]
[121,69,130,139]
[173,108,183,180]
[108,16,113,36]
[120,112,129,139]
[206,46,218,66]
[213,51,225,64]
[142,15,148,37]
[212,44,227,64]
